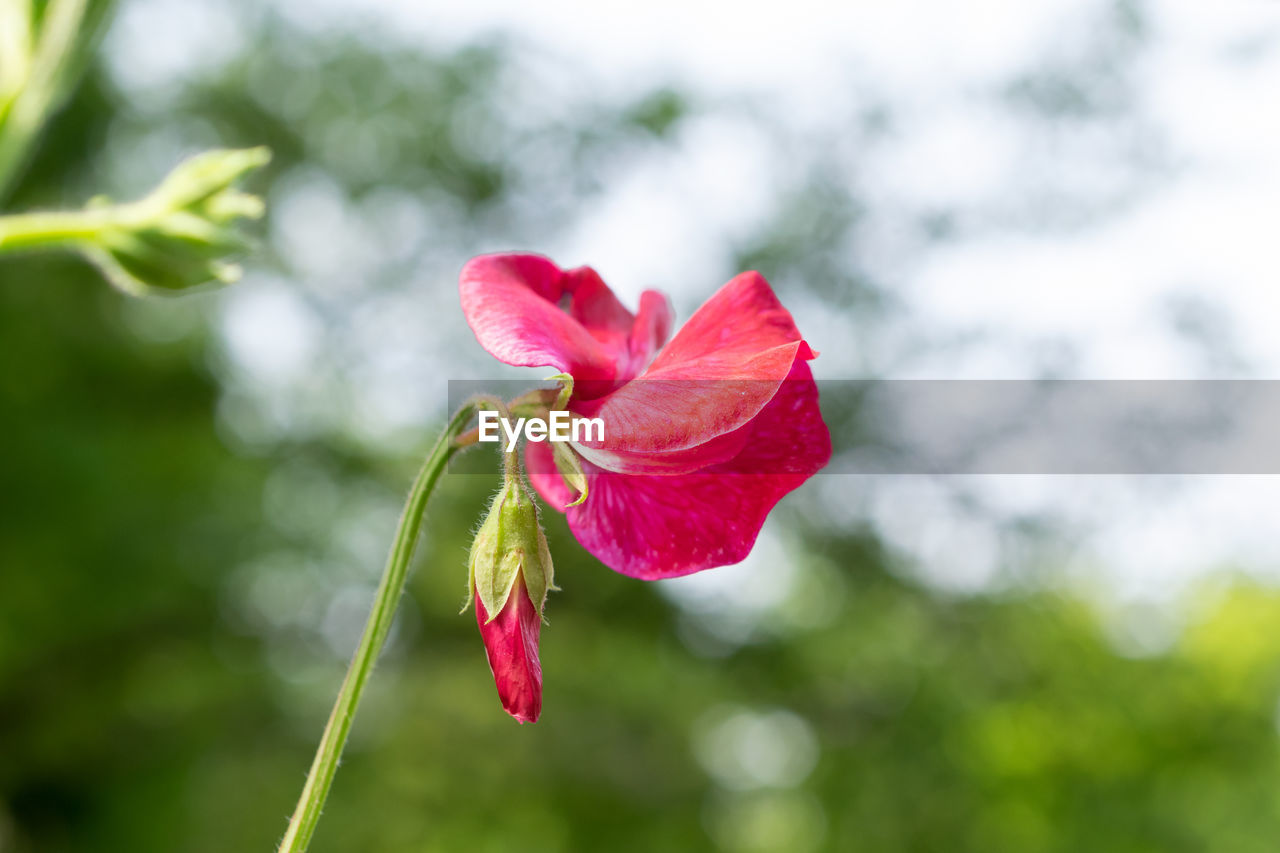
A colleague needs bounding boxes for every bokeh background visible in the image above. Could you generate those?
[5,0,1280,850]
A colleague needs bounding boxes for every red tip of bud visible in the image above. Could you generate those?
[474,578,543,723]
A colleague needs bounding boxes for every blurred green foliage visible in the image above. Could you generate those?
[3,8,1280,853]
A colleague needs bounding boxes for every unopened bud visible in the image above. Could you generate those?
[467,472,556,723]
[84,147,271,295]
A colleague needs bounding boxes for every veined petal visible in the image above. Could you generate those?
[460,254,619,383]
[574,271,813,453]
[561,265,634,353]
[572,418,753,475]
[622,289,675,380]
[459,254,675,393]
[648,271,810,379]
[474,576,542,723]
[563,359,831,578]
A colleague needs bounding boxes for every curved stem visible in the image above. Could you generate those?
[276,404,476,853]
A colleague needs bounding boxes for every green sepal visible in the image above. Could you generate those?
[546,373,574,411]
[149,146,272,213]
[462,482,505,614]
[551,441,589,507]
[542,373,588,506]
[467,480,555,622]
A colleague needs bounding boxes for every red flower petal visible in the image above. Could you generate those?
[574,271,813,454]
[459,253,672,393]
[474,577,542,723]
[623,289,675,380]
[562,358,831,578]
[571,424,753,475]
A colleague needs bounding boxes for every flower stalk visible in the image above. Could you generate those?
[276,403,477,853]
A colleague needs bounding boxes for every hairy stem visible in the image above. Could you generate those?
[276,404,477,853]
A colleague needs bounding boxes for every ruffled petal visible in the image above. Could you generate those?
[649,271,810,378]
[474,576,542,723]
[460,254,674,393]
[574,271,812,453]
[563,358,831,578]
[560,265,634,352]
[460,254,620,383]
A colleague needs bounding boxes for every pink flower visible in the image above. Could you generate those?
[460,253,831,580]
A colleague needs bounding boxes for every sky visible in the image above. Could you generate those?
[101,0,1280,639]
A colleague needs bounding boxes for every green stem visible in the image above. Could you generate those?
[0,0,117,204]
[276,404,476,853]
[0,205,119,252]
[472,394,519,481]
[0,0,83,200]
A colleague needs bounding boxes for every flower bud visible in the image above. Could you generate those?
[468,477,555,723]
[81,147,271,295]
